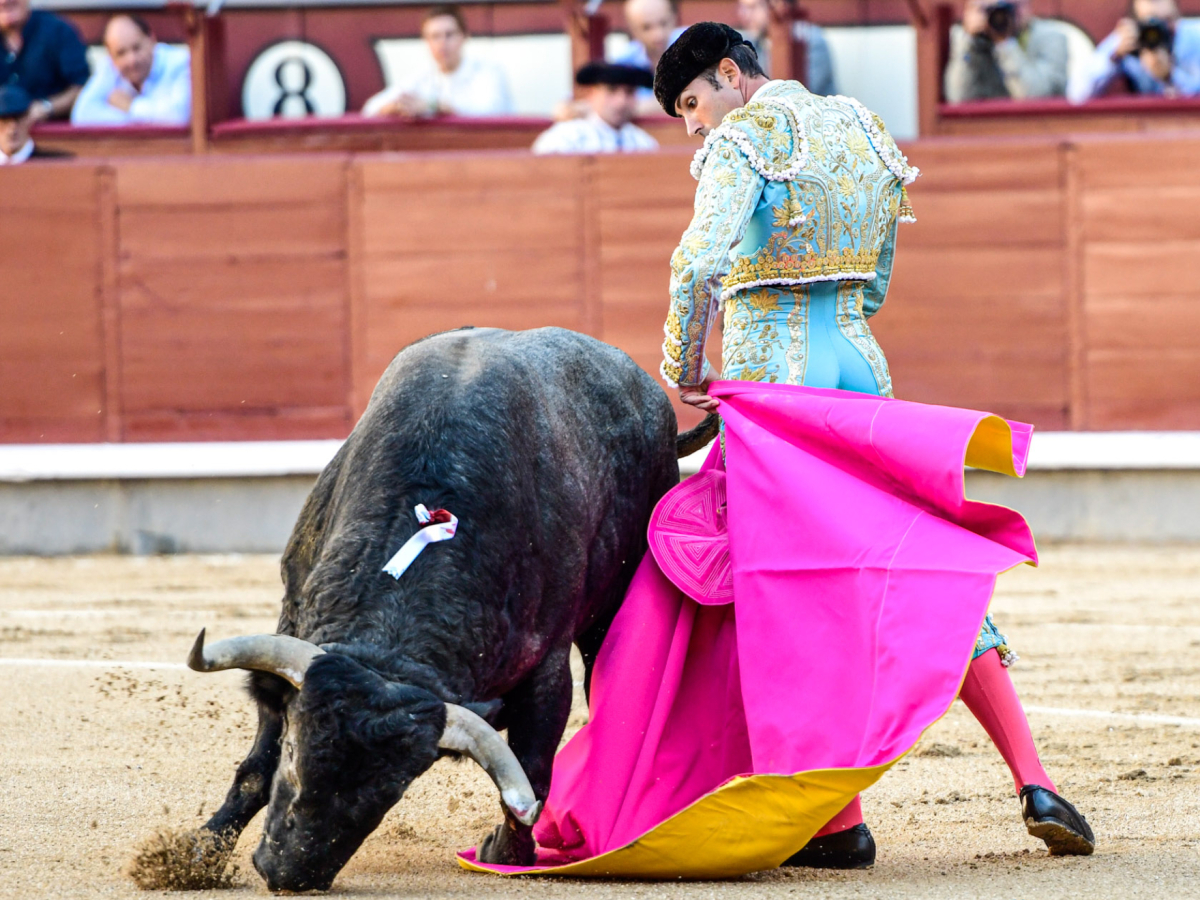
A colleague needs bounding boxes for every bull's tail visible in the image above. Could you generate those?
[676,413,720,459]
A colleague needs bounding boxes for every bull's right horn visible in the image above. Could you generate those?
[186,629,325,689]
[439,704,542,826]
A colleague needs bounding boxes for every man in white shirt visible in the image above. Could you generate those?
[0,84,69,163]
[362,4,512,118]
[70,14,190,126]
[533,61,658,154]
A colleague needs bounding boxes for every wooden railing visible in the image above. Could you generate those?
[4,132,1200,444]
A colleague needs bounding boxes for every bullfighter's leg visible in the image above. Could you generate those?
[780,797,874,869]
[201,682,285,846]
[960,648,1095,855]
[477,641,574,866]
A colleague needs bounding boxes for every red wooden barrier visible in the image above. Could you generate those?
[3,134,1200,444]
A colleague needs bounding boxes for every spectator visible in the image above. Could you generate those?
[0,85,70,163]
[0,0,87,121]
[735,0,836,96]
[533,62,657,154]
[363,5,512,118]
[1070,0,1200,102]
[611,0,684,115]
[944,0,1068,102]
[71,15,190,126]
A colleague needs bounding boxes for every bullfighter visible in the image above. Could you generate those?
[653,22,1094,868]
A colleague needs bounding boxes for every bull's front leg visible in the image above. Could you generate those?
[201,696,284,845]
[130,690,285,890]
[478,642,574,866]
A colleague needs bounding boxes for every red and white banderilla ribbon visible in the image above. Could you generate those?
[382,504,458,580]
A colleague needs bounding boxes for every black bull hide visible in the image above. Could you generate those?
[185,327,718,891]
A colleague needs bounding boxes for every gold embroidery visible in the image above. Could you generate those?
[722,247,880,296]
[722,289,786,384]
[784,284,810,386]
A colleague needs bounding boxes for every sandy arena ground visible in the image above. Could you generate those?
[0,546,1198,899]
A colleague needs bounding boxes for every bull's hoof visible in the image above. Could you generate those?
[126,828,240,890]
[477,821,536,867]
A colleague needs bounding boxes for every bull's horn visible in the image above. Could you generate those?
[187,629,325,689]
[439,704,542,826]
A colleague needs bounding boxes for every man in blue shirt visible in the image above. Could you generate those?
[0,84,69,162]
[1070,0,1200,101]
[0,0,88,121]
[71,15,191,126]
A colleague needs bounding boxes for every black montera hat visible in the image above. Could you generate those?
[653,22,754,117]
[576,61,655,89]
[0,85,32,119]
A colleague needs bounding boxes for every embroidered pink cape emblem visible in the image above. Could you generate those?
[648,470,733,605]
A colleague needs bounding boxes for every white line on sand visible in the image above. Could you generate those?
[1025,705,1200,728]
[0,660,1197,727]
[0,658,186,670]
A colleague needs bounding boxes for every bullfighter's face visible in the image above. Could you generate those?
[675,58,750,137]
[251,655,446,892]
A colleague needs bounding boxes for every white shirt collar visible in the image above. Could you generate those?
[0,139,34,165]
[587,112,621,136]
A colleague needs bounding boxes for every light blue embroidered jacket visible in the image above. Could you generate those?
[661,80,917,389]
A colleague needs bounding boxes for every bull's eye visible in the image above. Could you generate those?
[285,815,296,831]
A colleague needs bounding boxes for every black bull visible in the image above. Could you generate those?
[182,327,717,891]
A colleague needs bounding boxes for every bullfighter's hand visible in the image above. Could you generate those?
[679,379,719,413]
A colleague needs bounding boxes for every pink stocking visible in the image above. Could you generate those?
[813,794,863,838]
[959,648,1056,794]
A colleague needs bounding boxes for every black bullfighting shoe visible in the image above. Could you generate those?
[780,823,876,869]
[1020,785,1095,856]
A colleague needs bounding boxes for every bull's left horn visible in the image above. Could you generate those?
[187,629,325,689]
[439,704,541,826]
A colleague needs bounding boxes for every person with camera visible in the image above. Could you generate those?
[944,0,1068,102]
[1069,0,1200,102]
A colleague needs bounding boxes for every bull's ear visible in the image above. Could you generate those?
[462,699,502,726]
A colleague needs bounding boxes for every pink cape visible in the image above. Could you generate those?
[460,382,1037,878]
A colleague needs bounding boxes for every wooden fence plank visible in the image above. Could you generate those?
[0,164,106,442]
[117,156,346,206]
[900,190,1064,248]
[1076,135,1200,191]
[115,157,352,440]
[902,139,1062,192]
[119,205,345,260]
[1083,187,1200,243]
[1084,240,1200,296]
[361,188,580,256]
[7,136,1200,444]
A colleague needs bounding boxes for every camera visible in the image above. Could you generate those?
[1137,17,1175,52]
[986,2,1018,38]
